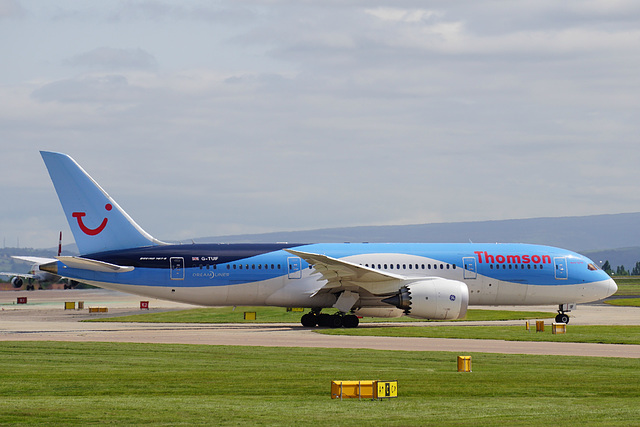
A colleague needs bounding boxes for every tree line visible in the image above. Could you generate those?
[600,261,640,276]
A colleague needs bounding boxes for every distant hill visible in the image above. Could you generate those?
[580,247,640,272]
[191,212,640,269]
[195,212,640,250]
[9,212,640,271]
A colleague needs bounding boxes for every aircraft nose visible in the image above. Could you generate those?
[607,278,618,297]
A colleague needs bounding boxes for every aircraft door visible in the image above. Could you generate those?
[170,257,185,280]
[462,257,477,279]
[287,257,302,279]
[554,257,568,280]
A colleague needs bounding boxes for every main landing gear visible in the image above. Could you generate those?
[301,310,359,328]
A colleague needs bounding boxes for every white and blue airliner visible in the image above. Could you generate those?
[39,151,617,328]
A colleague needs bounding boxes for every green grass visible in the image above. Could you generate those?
[611,277,640,296]
[613,284,640,296]
[455,309,554,321]
[613,276,640,285]
[85,306,638,344]
[88,307,554,323]
[0,342,638,425]
[91,306,314,323]
[604,298,640,307]
[319,325,640,345]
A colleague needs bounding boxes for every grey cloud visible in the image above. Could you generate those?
[373,2,640,34]
[5,1,640,248]
[107,1,256,24]
[248,3,640,64]
[31,75,144,104]
[0,0,25,19]
[64,47,158,71]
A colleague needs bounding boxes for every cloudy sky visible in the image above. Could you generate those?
[2,0,640,248]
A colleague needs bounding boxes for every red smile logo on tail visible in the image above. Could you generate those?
[72,204,112,236]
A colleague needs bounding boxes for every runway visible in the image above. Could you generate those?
[1,289,638,358]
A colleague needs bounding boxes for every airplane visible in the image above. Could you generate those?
[1,256,60,290]
[0,233,70,290]
[37,151,617,327]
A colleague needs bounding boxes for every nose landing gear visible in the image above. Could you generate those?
[555,303,574,324]
[555,312,570,324]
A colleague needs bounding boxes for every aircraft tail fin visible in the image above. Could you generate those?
[40,151,165,254]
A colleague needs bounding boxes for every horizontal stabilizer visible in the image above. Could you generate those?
[12,256,57,265]
[57,256,134,273]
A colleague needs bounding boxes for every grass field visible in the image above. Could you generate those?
[87,307,639,344]
[614,284,640,296]
[89,307,555,323]
[604,274,640,304]
[0,342,638,425]
[319,325,640,345]
[611,276,640,296]
[604,298,640,307]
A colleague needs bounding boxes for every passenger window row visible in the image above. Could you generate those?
[199,264,283,270]
[361,263,456,270]
[489,264,544,270]
[225,264,281,270]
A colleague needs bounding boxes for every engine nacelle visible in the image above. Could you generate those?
[382,278,469,320]
[11,277,23,289]
[353,307,404,318]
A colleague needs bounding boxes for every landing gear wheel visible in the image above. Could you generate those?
[329,314,343,328]
[317,313,331,327]
[555,313,570,324]
[342,314,359,328]
[301,313,317,327]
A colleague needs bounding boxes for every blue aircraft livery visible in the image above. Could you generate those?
[39,151,617,327]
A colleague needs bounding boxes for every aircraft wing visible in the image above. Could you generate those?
[2,256,58,281]
[285,249,406,295]
[0,272,37,279]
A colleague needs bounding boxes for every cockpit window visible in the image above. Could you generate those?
[588,263,599,271]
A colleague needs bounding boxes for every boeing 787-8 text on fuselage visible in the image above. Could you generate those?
[39,151,617,327]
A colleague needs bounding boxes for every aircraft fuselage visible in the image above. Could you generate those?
[52,242,616,309]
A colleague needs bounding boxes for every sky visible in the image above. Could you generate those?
[2,0,640,249]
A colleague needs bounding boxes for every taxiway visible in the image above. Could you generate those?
[1,289,638,358]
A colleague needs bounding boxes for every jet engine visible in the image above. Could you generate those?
[353,307,404,318]
[11,277,23,289]
[382,278,469,320]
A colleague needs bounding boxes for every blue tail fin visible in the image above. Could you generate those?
[41,151,165,254]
